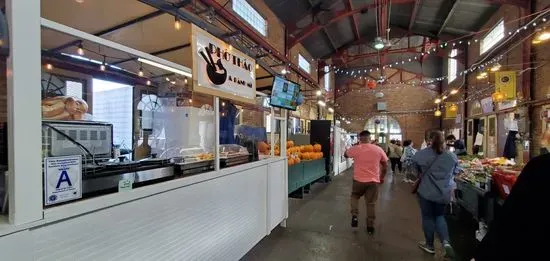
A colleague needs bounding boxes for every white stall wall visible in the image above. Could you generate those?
[0,160,287,261]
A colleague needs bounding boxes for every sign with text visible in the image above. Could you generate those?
[191,25,256,104]
[495,71,517,100]
[44,155,82,205]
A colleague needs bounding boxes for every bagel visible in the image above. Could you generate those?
[47,111,71,120]
[42,98,66,118]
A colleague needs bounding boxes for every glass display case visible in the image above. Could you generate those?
[220,144,251,168]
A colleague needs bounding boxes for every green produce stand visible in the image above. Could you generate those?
[288,159,326,196]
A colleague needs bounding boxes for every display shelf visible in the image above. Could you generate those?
[288,159,326,196]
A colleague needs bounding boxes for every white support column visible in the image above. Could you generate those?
[281,110,289,223]
[214,97,220,171]
[7,0,43,224]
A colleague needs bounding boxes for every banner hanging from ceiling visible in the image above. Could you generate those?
[444,102,457,119]
[495,71,516,100]
[191,25,256,104]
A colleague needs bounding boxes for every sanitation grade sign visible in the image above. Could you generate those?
[44,155,82,205]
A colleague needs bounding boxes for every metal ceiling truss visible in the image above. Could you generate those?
[438,0,461,37]
[288,0,417,48]
[343,0,361,40]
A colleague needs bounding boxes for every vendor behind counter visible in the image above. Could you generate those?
[446,135,466,156]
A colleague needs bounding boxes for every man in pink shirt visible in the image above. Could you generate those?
[345,130,389,234]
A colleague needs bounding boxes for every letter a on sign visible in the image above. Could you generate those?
[56,170,73,188]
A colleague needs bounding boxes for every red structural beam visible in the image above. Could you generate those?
[288,0,416,47]
[344,47,423,64]
[344,0,361,40]
[198,0,318,86]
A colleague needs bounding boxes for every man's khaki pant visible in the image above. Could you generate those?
[350,180,379,227]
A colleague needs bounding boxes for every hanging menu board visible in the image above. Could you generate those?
[191,25,256,104]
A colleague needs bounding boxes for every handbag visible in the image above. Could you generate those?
[412,154,441,194]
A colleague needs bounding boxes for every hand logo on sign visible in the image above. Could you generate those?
[199,46,227,85]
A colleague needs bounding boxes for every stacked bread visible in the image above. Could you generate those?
[42,96,88,120]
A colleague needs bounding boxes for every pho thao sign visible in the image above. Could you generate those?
[191,25,256,104]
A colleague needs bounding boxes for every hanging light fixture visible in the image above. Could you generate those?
[46,64,53,70]
[174,17,182,30]
[316,90,322,96]
[450,89,459,95]
[328,107,334,113]
[146,80,151,86]
[442,95,448,100]
[255,64,259,70]
[77,43,84,56]
[373,37,385,50]
[100,56,106,71]
[184,77,188,84]
[317,100,326,107]
[138,63,144,77]
[533,29,550,44]
[434,110,442,117]
[434,98,442,104]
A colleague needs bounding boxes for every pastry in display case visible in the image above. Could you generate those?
[220,144,251,167]
[167,147,215,176]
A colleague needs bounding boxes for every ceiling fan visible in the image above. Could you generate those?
[300,1,332,28]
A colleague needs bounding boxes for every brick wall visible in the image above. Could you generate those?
[334,80,440,148]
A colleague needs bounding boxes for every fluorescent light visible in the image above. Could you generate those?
[138,57,192,78]
[317,100,326,107]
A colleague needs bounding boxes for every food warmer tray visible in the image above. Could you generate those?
[221,154,250,167]
[175,159,214,176]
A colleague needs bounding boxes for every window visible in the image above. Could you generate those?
[448,49,458,83]
[65,80,83,99]
[233,0,267,36]
[92,79,133,151]
[324,65,330,91]
[481,20,505,54]
[298,54,311,73]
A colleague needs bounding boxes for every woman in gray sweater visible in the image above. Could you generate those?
[412,131,457,259]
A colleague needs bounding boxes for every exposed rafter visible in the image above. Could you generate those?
[438,0,461,36]
[343,0,361,40]
[288,0,416,47]
[408,0,420,32]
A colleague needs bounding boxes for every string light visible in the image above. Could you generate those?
[255,64,259,69]
[46,64,53,70]
[184,77,188,84]
[434,98,442,104]
[146,80,151,85]
[450,89,459,95]
[228,44,233,51]
[316,90,322,96]
[434,110,442,117]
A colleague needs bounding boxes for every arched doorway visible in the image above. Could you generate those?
[364,116,403,148]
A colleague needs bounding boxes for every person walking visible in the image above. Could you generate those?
[412,131,456,259]
[396,140,404,172]
[388,140,401,174]
[345,130,389,234]
[400,139,417,183]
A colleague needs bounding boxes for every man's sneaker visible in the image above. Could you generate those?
[351,216,358,228]
[366,226,375,235]
[443,243,455,259]
[418,242,435,254]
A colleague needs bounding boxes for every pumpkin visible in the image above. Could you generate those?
[288,158,294,166]
[320,152,324,158]
[313,144,322,152]
[302,152,309,160]
[286,149,292,155]
[305,145,314,152]
[295,157,301,164]
[275,149,280,156]
[296,152,302,159]
[287,140,295,148]
[258,142,269,153]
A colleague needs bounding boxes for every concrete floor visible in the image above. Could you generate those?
[242,169,477,261]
